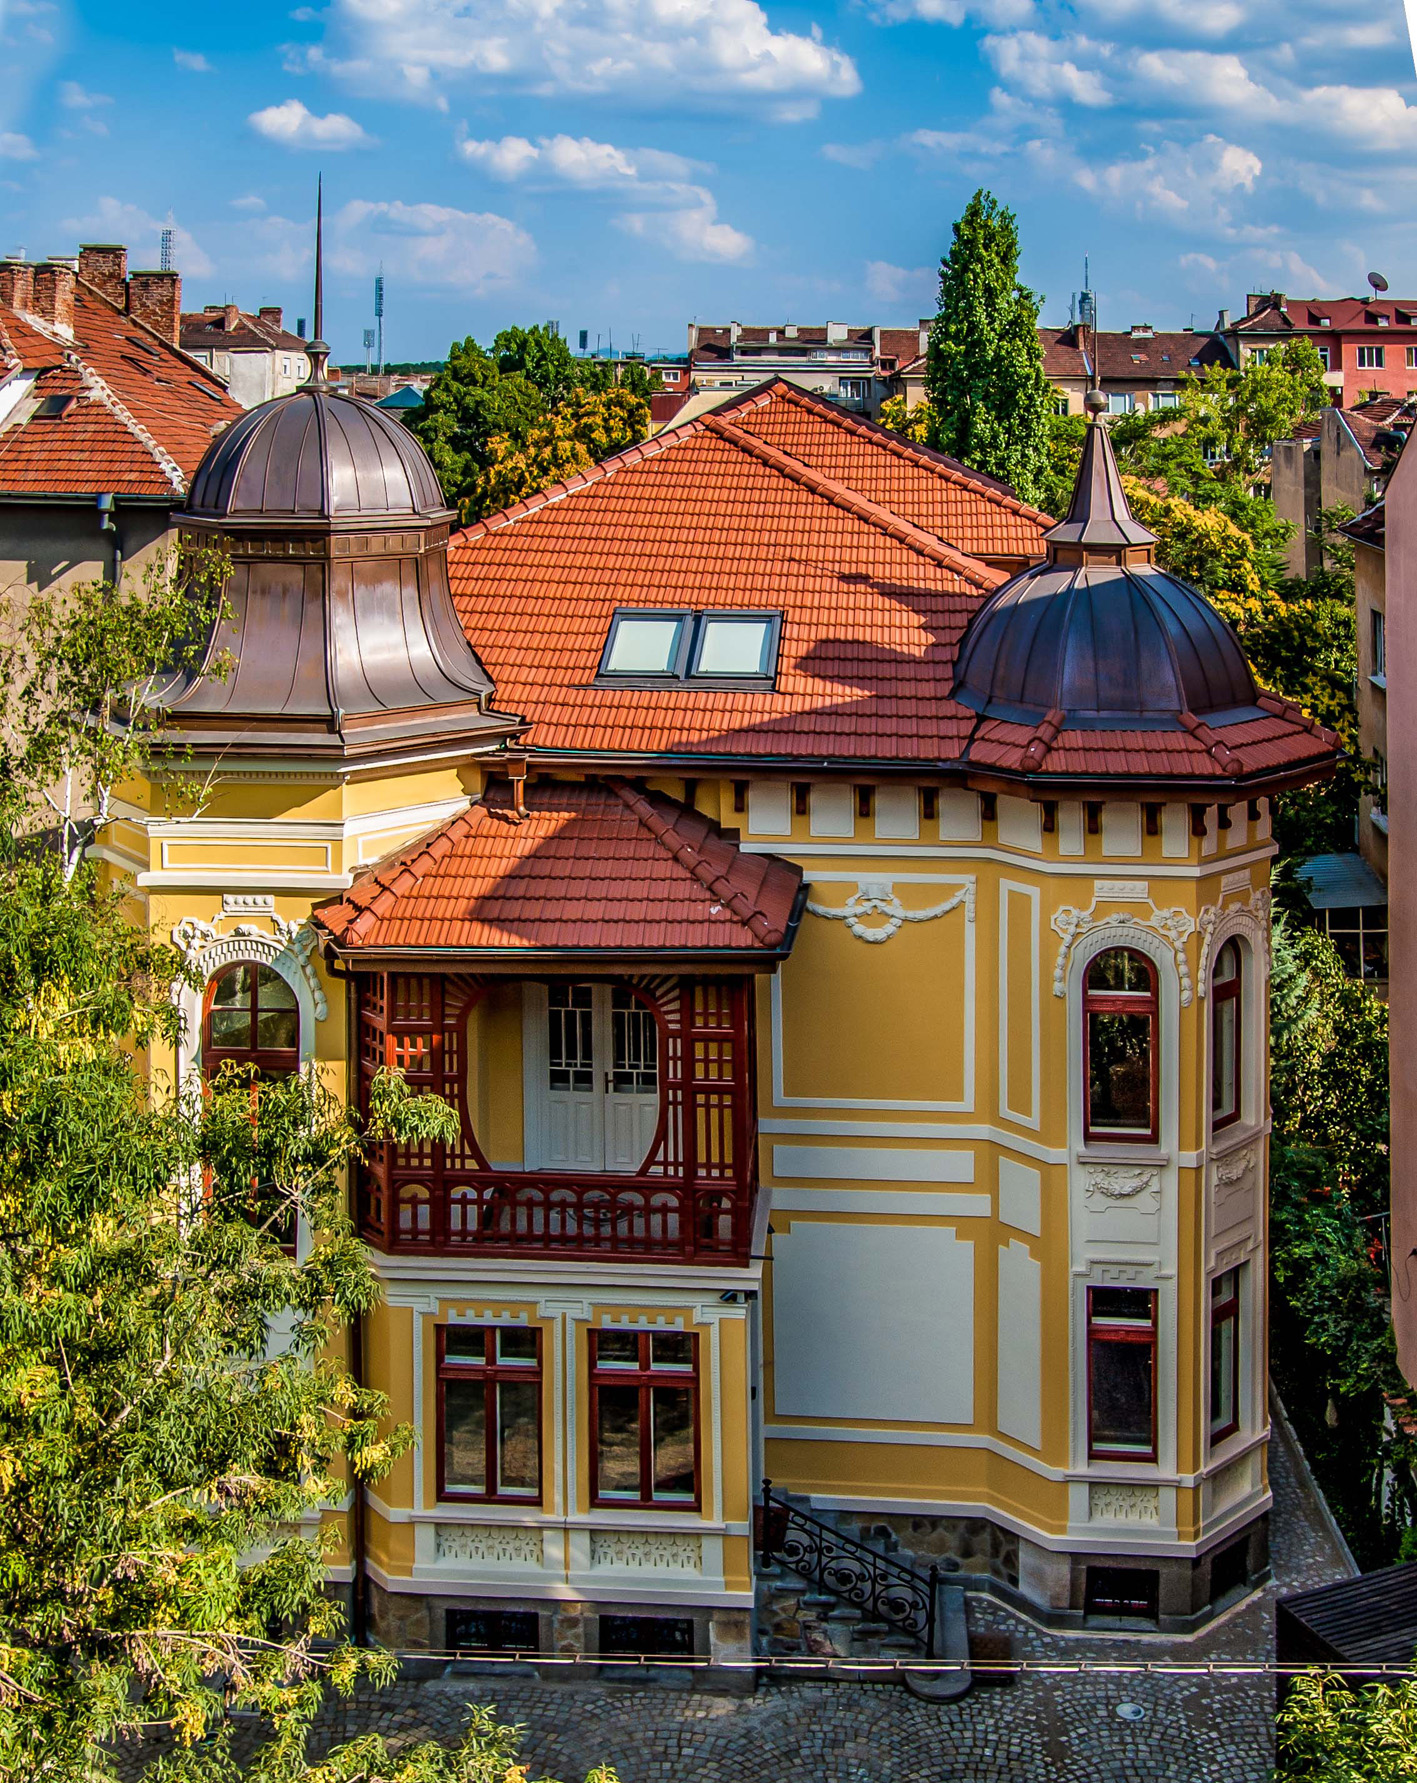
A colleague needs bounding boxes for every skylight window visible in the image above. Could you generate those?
[33,393,76,419]
[599,610,780,684]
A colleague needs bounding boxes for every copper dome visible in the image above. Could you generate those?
[952,418,1260,728]
[186,387,449,525]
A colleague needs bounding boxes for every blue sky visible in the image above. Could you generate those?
[2,0,1416,362]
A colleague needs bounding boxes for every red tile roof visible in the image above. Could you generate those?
[1234,296,1417,335]
[314,778,804,956]
[0,283,241,498]
[181,308,307,356]
[1039,325,1230,382]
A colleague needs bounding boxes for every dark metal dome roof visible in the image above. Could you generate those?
[952,418,1260,728]
[185,387,449,524]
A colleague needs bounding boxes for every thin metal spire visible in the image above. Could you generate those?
[305,174,330,386]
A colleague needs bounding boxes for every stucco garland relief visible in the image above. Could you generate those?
[1051,898,1196,1003]
[1088,1483,1161,1524]
[588,1531,703,1572]
[172,911,328,1021]
[434,1524,545,1566]
[1213,1146,1259,1188]
[805,878,974,944]
[1085,1165,1161,1203]
[1196,890,1272,990]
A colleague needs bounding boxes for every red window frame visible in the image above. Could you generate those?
[1210,940,1242,1132]
[1083,949,1159,1144]
[202,960,300,1078]
[1209,1269,1241,1444]
[435,1324,544,1505]
[588,1329,700,1510]
[1086,1287,1159,1463]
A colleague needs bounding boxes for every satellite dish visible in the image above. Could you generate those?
[1370,271,1390,294]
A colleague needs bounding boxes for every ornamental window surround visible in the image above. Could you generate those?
[1210,938,1242,1132]
[1082,948,1159,1144]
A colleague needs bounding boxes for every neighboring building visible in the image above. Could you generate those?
[1228,292,1417,407]
[0,244,241,606]
[1040,324,1233,417]
[181,303,311,407]
[689,322,928,420]
[1270,403,1402,579]
[106,365,1337,1657]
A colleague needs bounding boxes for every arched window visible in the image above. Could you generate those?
[1083,948,1158,1143]
[202,961,300,1079]
[1211,940,1242,1131]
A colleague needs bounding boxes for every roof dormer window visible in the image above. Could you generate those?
[598,609,780,685]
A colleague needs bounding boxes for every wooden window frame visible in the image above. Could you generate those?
[1210,940,1242,1132]
[201,960,301,1078]
[588,1329,701,1511]
[1086,1287,1159,1463]
[1082,948,1160,1145]
[435,1324,544,1505]
[1208,1269,1241,1445]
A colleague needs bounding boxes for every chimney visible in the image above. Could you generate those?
[126,269,181,346]
[919,325,930,354]
[32,262,76,334]
[729,320,741,345]
[687,322,698,351]
[258,305,283,330]
[0,260,35,313]
[222,302,240,332]
[826,321,848,344]
[1217,308,1232,330]
[1245,292,1268,316]
[77,243,128,308]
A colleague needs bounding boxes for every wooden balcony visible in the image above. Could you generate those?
[353,970,758,1267]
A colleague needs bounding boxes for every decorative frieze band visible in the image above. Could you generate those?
[805,878,974,944]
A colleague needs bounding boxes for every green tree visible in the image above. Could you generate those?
[471,386,651,522]
[1181,337,1330,487]
[924,189,1053,504]
[411,338,545,513]
[1276,1672,1417,1778]
[492,323,582,407]
[878,394,934,446]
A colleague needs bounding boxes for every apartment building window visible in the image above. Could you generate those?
[1372,608,1387,683]
[590,1329,698,1508]
[1209,1269,1241,1444]
[1155,391,1180,409]
[437,1326,542,1503]
[1315,905,1388,980]
[1211,940,1242,1131]
[1087,1287,1158,1461]
[840,378,870,405]
[1083,949,1159,1143]
[1317,345,1331,370]
[1358,345,1385,369]
[1107,392,1135,414]
[1406,348,1417,371]
[1053,394,1071,416]
[1249,348,1270,365]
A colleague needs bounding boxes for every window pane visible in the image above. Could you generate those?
[257,968,298,1009]
[496,1380,540,1495]
[1089,1012,1153,1130]
[596,1331,639,1368]
[650,1331,694,1370]
[651,1386,696,1498]
[1214,941,1239,986]
[1212,997,1237,1121]
[1090,1338,1154,1453]
[612,994,658,1093]
[444,1327,486,1362]
[212,965,251,1008]
[596,1384,642,1496]
[694,617,773,676]
[209,1007,253,1048]
[256,1008,299,1051]
[549,989,595,1093]
[1087,949,1151,994]
[1091,1287,1153,1325]
[443,1380,487,1491]
[1210,1311,1236,1435]
[605,616,684,674]
[497,1327,538,1364]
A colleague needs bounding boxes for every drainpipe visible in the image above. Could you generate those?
[95,492,121,589]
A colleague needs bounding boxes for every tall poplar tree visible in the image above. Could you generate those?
[925,189,1052,506]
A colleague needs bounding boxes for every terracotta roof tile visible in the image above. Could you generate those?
[314,778,804,955]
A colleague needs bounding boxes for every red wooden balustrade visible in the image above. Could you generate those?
[354,972,757,1265]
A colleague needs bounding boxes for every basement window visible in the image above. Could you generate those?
[32,393,76,418]
[598,609,781,685]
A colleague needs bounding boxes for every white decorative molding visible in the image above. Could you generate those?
[172,911,328,1021]
[222,892,276,915]
[1197,889,1272,991]
[1213,1146,1258,1188]
[588,1531,703,1572]
[1085,1165,1161,1202]
[1089,1483,1161,1524]
[434,1523,544,1565]
[1094,879,1149,901]
[1051,899,1197,1003]
[805,878,974,944]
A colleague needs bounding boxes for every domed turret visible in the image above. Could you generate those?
[952,398,1260,729]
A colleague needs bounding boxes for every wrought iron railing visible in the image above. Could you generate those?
[759,1479,940,1656]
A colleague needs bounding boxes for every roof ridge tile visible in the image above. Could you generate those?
[69,349,186,493]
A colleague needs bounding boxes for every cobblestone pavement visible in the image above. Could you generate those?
[119,1404,1354,1782]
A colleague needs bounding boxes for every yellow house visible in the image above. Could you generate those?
[106,368,1336,1658]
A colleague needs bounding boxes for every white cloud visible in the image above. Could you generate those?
[872,0,1033,22]
[248,98,373,150]
[1131,48,1275,113]
[983,31,1112,105]
[230,194,266,212]
[58,79,110,108]
[616,199,753,264]
[821,140,886,169]
[59,197,214,278]
[1070,133,1262,227]
[312,0,859,119]
[329,199,535,291]
[0,132,37,160]
[173,48,213,71]
[865,260,934,305]
[1071,0,1244,34]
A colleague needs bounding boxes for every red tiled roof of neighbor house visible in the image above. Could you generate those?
[180,304,308,357]
[1039,325,1231,382]
[1233,294,1417,334]
[314,778,804,956]
[0,281,240,499]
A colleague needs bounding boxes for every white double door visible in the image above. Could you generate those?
[524,982,660,1173]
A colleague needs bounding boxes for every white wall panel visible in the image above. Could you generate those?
[997,1239,1042,1449]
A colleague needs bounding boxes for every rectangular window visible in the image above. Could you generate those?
[1155,391,1180,409]
[1085,1567,1159,1621]
[1249,348,1270,365]
[1372,608,1387,680]
[1210,939,1241,1130]
[1083,950,1159,1143]
[1209,1268,1241,1443]
[1407,348,1417,371]
[599,610,779,683]
[1358,345,1385,369]
[599,1615,696,1657]
[601,611,689,676]
[1318,904,1388,980]
[1317,345,1331,370]
[590,1329,698,1508]
[548,983,595,1091]
[1087,1287,1158,1461]
[1107,391,1134,414]
[690,614,776,678]
[447,1608,540,1652]
[438,1325,542,1503]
